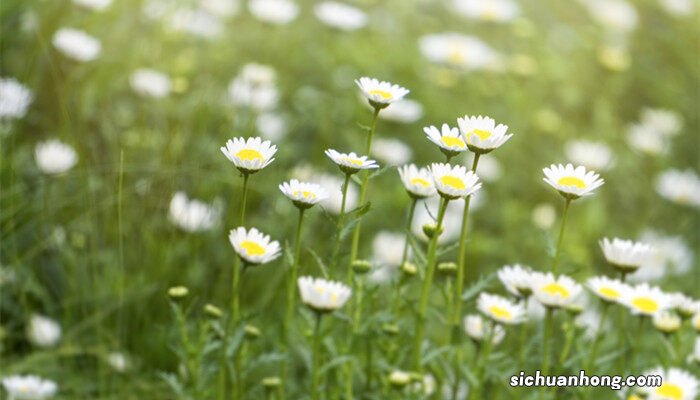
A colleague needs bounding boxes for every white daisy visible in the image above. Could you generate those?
[629,231,693,282]
[542,163,604,200]
[52,28,101,62]
[35,139,78,175]
[583,0,638,33]
[249,0,298,25]
[599,237,655,273]
[429,163,482,200]
[457,115,513,154]
[673,294,700,318]
[0,77,33,120]
[316,172,358,215]
[653,311,682,334]
[565,140,614,171]
[477,292,526,324]
[655,169,700,208]
[355,77,409,109]
[278,179,328,209]
[497,264,539,297]
[228,63,279,111]
[27,314,61,348]
[620,283,672,316]
[378,99,423,123]
[106,351,129,372]
[297,276,351,312]
[169,8,224,39]
[130,68,172,98]
[640,107,683,137]
[371,138,412,166]
[398,164,437,199]
[453,0,520,22]
[424,124,467,158]
[626,123,668,156]
[531,203,556,229]
[586,276,629,303]
[464,314,506,344]
[659,0,695,16]
[325,149,378,175]
[1,375,57,400]
[639,367,698,400]
[228,227,281,265]
[168,191,220,233]
[314,1,367,31]
[220,137,277,174]
[531,273,583,308]
[418,33,501,71]
[73,0,111,11]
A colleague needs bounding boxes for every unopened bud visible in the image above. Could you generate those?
[422,223,443,239]
[168,286,189,299]
[351,259,372,274]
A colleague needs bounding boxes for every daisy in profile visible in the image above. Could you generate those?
[398,164,437,199]
[355,77,409,110]
[52,28,101,62]
[477,292,526,324]
[497,264,540,298]
[653,311,682,334]
[457,115,513,155]
[599,237,655,274]
[1,375,57,399]
[630,230,693,282]
[220,137,277,174]
[429,163,482,200]
[279,179,328,209]
[464,314,506,344]
[325,149,378,175]
[542,163,604,200]
[424,124,467,159]
[35,139,78,175]
[639,367,698,400]
[228,227,281,265]
[297,276,351,312]
[531,273,582,308]
[168,191,221,232]
[620,283,672,316]
[586,276,629,303]
[655,169,700,208]
[670,293,699,318]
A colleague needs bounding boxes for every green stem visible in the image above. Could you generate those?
[551,198,571,275]
[391,197,418,317]
[282,208,305,396]
[468,320,494,400]
[585,303,610,370]
[540,308,553,400]
[559,314,575,364]
[240,173,250,226]
[330,174,351,272]
[518,311,528,368]
[311,313,323,400]
[412,197,449,371]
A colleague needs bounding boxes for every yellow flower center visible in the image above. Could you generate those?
[632,297,659,314]
[656,383,683,400]
[488,305,513,320]
[557,176,586,188]
[440,175,466,190]
[241,240,265,256]
[330,292,338,304]
[448,47,465,64]
[441,136,466,148]
[541,283,570,298]
[469,129,492,141]
[236,149,264,161]
[342,156,363,166]
[598,287,620,299]
[410,177,430,187]
[369,89,392,100]
[293,190,315,199]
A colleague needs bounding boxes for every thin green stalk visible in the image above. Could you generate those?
[311,313,323,400]
[468,320,494,400]
[540,308,553,400]
[391,197,418,317]
[330,174,351,271]
[412,197,449,371]
[559,314,576,364]
[518,297,530,368]
[552,198,571,275]
[240,173,250,226]
[585,303,610,370]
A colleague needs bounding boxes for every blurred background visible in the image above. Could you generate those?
[1,0,698,397]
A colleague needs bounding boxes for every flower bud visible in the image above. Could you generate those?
[262,376,282,388]
[245,324,261,339]
[389,370,411,387]
[168,286,189,300]
[401,262,417,276]
[351,259,372,274]
[437,262,457,276]
[381,323,399,336]
[422,223,443,239]
[204,304,223,319]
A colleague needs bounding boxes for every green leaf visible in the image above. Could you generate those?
[320,355,354,374]
[308,248,329,278]
[356,122,371,131]
[461,273,494,301]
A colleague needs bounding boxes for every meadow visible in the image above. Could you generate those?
[1,0,699,398]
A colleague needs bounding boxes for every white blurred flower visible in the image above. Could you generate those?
[464,314,506,344]
[229,63,279,111]
[52,28,101,62]
[256,112,287,141]
[0,77,33,119]
[498,264,540,297]
[638,367,699,400]
[35,139,78,175]
[653,311,682,334]
[130,69,172,98]
[525,295,546,321]
[477,292,526,324]
[655,169,700,208]
[620,283,673,316]
[73,0,111,11]
[564,140,614,171]
[419,33,501,71]
[0,265,17,287]
[169,8,223,39]
[314,1,367,31]
[531,203,556,229]
[659,0,695,16]
[372,231,407,268]
[297,276,351,312]
[640,108,683,137]
[317,173,358,214]
[629,231,694,282]
[27,314,61,348]
[626,123,667,155]
[471,154,502,182]
[371,138,412,165]
[168,191,221,233]
[453,0,520,22]
[107,352,129,372]
[531,273,583,308]
[377,99,423,123]
[1,375,57,400]
[583,0,638,33]
[542,163,604,200]
[249,0,298,25]
[200,0,239,18]
[694,337,700,363]
[229,227,281,265]
[599,237,655,273]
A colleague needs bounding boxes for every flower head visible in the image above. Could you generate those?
[429,163,482,199]
[531,273,583,308]
[1,375,57,400]
[477,292,526,324]
[457,115,513,154]
[599,237,655,273]
[279,179,328,209]
[542,163,604,200]
[27,314,61,348]
[52,28,101,62]
[639,367,698,400]
[355,77,409,109]
[398,164,437,199]
[168,191,220,233]
[325,149,378,175]
[130,68,172,98]
[586,276,629,303]
[453,0,520,22]
[653,311,682,334]
[419,33,500,70]
[35,139,78,175]
[297,276,351,312]
[314,1,367,31]
[424,124,467,158]
[655,169,700,208]
[249,0,299,25]
[0,77,32,120]
[620,283,672,316]
[498,264,540,297]
[564,140,614,171]
[464,314,506,344]
[221,137,277,174]
[228,227,281,265]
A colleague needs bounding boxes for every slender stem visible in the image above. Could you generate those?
[240,173,250,226]
[468,320,494,400]
[551,198,571,275]
[311,313,323,400]
[518,308,528,368]
[282,208,305,396]
[559,314,575,364]
[585,303,610,370]
[330,174,351,272]
[412,197,449,371]
[540,308,553,400]
[391,198,418,317]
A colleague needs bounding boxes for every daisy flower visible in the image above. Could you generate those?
[130,68,172,99]
[586,276,629,303]
[457,115,513,154]
[279,179,328,209]
[630,230,693,282]
[453,0,520,22]
[398,164,437,199]
[355,77,409,109]
[35,139,78,175]
[73,0,112,11]
[620,283,672,316]
[220,137,277,174]
[599,237,655,273]
[564,140,614,171]
[477,292,526,324]
[0,77,33,120]
[542,163,604,200]
[464,314,506,344]
[1,375,57,400]
[497,264,540,297]
[653,311,682,334]
[27,314,61,348]
[670,293,699,318]
[314,1,367,31]
[249,0,299,25]
[228,227,281,265]
[639,367,698,400]
[429,163,482,200]
[424,124,467,158]
[325,149,378,175]
[297,276,351,312]
[531,273,583,308]
[168,191,221,233]
[418,33,501,71]
[378,99,423,123]
[655,169,700,208]
[52,28,101,62]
